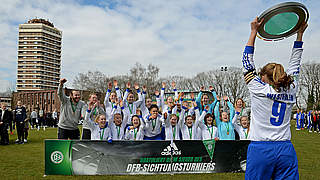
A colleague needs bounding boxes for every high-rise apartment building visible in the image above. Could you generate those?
[17,18,62,91]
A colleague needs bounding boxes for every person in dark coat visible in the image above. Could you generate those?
[14,101,27,144]
[0,103,12,145]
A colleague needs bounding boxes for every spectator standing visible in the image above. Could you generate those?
[38,108,44,130]
[23,110,30,143]
[315,111,320,133]
[0,103,12,145]
[46,111,52,128]
[14,101,27,144]
[57,78,86,139]
[30,109,37,129]
[52,109,58,127]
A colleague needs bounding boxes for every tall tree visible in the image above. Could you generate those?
[299,63,320,110]
[129,63,161,96]
[73,70,110,93]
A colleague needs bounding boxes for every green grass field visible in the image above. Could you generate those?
[0,121,319,180]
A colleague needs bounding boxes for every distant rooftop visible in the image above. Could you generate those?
[27,18,54,28]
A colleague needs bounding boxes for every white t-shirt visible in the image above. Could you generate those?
[242,42,303,141]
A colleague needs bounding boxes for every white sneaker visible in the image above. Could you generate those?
[43,126,46,131]
[15,139,20,143]
[309,130,312,133]
[24,139,27,143]
[37,127,40,131]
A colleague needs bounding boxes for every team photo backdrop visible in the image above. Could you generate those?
[45,140,250,175]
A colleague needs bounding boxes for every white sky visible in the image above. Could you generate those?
[0,0,319,92]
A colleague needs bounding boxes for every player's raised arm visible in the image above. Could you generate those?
[58,78,68,104]
[287,22,308,80]
[104,81,112,109]
[160,82,166,111]
[123,82,131,105]
[242,17,263,84]
[134,83,143,107]
[247,17,263,47]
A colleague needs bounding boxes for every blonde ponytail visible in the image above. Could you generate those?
[273,64,284,84]
[260,63,294,92]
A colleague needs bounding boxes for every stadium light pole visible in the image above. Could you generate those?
[220,66,228,98]
[221,66,228,72]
